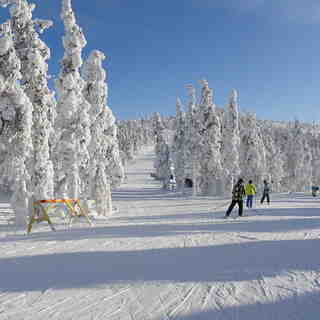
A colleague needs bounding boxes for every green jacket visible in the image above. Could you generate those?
[244,183,257,196]
[232,183,246,201]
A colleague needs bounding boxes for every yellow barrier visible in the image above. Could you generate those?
[27,199,93,234]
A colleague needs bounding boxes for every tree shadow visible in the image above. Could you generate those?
[1,238,319,293]
[113,205,320,226]
[2,207,320,243]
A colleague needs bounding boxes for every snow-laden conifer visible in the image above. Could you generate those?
[153,112,171,186]
[284,121,312,191]
[54,0,91,199]
[171,98,186,191]
[197,80,223,195]
[259,122,285,192]
[0,21,33,225]
[82,50,124,215]
[4,0,56,201]
[184,85,202,195]
[240,113,267,186]
[309,126,320,187]
[221,89,241,193]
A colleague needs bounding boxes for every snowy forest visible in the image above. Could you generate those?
[0,0,320,226]
[153,81,320,197]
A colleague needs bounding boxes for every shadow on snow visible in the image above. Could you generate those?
[0,238,319,292]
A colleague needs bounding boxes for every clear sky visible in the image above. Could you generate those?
[1,0,320,122]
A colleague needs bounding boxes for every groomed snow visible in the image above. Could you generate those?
[1,146,320,320]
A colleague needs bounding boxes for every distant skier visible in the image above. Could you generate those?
[168,174,176,191]
[311,186,319,197]
[244,180,256,208]
[260,180,271,205]
[225,178,246,218]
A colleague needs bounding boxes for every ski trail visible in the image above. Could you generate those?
[167,284,198,319]
[200,284,215,310]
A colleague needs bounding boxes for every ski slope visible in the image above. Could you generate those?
[1,146,320,320]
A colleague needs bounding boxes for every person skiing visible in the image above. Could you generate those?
[225,178,246,218]
[244,180,256,208]
[260,180,270,205]
[168,174,176,191]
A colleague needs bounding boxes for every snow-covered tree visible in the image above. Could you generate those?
[82,49,124,215]
[284,121,312,192]
[153,112,171,187]
[197,80,223,195]
[240,113,267,187]
[54,0,91,199]
[4,0,56,201]
[0,21,33,225]
[171,98,186,191]
[184,84,203,195]
[221,90,241,193]
[309,126,320,186]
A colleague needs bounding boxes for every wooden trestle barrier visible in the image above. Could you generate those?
[27,199,93,234]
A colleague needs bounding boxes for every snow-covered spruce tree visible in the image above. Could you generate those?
[171,98,186,191]
[284,121,312,192]
[308,126,320,187]
[82,50,124,215]
[183,85,202,195]
[54,0,91,199]
[221,89,241,194]
[259,122,285,192]
[4,0,56,201]
[152,112,171,187]
[239,112,267,187]
[197,80,223,195]
[140,117,154,146]
[0,21,33,225]
[117,120,132,177]
[299,138,312,191]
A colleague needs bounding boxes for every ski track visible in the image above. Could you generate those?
[1,145,320,319]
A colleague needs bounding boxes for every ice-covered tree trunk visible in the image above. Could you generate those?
[0,21,33,226]
[54,0,91,199]
[82,50,124,216]
[197,80,223,196]
[6,0,56,201]
[221,89,241,194]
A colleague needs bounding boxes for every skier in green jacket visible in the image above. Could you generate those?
[244,180,257,208]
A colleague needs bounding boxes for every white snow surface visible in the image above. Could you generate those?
[1,145,320,320]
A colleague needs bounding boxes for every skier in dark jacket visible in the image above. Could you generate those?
[260,180,270,204]
[225,178,246,218]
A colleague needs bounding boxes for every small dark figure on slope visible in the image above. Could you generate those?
[260,180,270,205]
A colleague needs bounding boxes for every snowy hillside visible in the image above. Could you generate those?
[1,146,320,320]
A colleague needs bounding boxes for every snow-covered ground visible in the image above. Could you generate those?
[1,145,320,320]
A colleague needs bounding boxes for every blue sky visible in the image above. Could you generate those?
[1,0,320,121]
